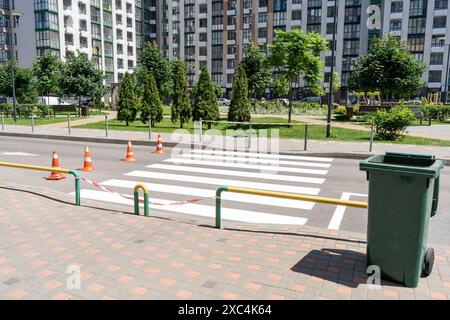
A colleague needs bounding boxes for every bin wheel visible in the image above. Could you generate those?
[421,248,434,278]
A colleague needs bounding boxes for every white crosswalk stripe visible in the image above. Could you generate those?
[77,149,335,226]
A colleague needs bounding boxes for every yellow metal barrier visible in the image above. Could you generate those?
[0,162,80,205]
[215,186,368,229]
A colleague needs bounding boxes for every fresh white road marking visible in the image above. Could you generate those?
[0,152,39,156]
[146,164,325,184]
[101,179,315,210]
[327,192,368,230]
[166,158,329,175]
[125,170,321,195]
[189,149,334,162]
[179,154,331,168]
[77,189,308,225]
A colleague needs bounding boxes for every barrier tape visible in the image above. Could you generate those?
[80,177,210,206]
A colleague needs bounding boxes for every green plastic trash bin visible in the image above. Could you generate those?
[360,152,444,288]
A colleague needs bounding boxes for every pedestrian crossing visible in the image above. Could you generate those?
[76,149,334,226]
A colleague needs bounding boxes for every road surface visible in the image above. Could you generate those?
[1,136,449,246]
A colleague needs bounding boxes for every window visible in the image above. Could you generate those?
[259,13,267,23]
[79,19,87,31]
[34,0,58,11]
[228,45,236,55]
[115,0,122,9]
[36,30,60,48]
[117,58,123,68]
[212,31,223,45]
[228,31,236,40]
[431,35,445,47]
[345,7,361,23]
[79,36,88,48]
[126,2,132,13]
[127,17,133,28]
[258,28,267,38]
[199,47,207,56]
[391,1,403,13]
[91,7,101,23]
[199,3,207,14]
[199,33,207,42]
[64,33,73,45]
[78,2,86,14]
[35,12,59,30]
[435,0,448,10]
[117,43,123,54]
[428,70,442,82]
[116,29,123,40]
[307,8,321,24]
[326,23,335,35]
[433,16,447,29]
[274,11,286,26]
[92,23,101,38]
[408,36,425,52]
[430,53,444,65]
[292,10,301,21]
[212,59,223,73]
[227,59,235,70]
[259,0,268,7]
[343,40,359,55]
[389,20,402,31]
[408,17,426,34]
[410,0,427,16]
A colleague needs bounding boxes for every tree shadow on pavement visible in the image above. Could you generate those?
[291,248,405,288]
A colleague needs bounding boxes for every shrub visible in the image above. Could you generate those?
[332,106,351,121]
[37,105,53,117]
[374,106,415,140]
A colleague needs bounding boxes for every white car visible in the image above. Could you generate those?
[274,98,290,105]
[217,98,231,106]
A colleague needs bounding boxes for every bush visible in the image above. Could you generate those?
[37,105,53,117]
[332,106,351,121]
[0,103,49,118]
[374,106,415,140]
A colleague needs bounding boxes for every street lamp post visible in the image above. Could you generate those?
[444,44,450,103]
[6,2,22,123]
[326,0,338,138]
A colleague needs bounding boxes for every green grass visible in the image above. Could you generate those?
[2,116,83,126]
[75,116,450,146]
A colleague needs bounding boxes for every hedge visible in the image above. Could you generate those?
[0,104,53,118]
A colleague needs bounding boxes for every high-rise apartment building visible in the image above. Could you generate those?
[7,0,155,86]
[151,0,450,100]
[4,1,450,101]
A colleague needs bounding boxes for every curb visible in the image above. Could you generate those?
[1,131,449,165]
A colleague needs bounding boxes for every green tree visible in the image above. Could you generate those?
[193,67,219,128]
[271,77,290,99]
[228,66,251,123]
[0,62,37,103]
[137,41,172,100]
[240,42,271,111]
[171,59,191,128]
[140,71,163,127]
[117,72,137,126]
[32,53,62,104]
[269,29,328,124]
[348,36,426,101]
[60,52,104,108]
[332,71,341,93]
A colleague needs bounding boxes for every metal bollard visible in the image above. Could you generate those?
[67,114,71,135]
[105,115,109,137]
[247,123,252,149]
[1,112,4,131]
[199,118,203,144]
[304,124,308,151]
[148,115,152,140]
[31,115,35,133]
[369,122,374,153]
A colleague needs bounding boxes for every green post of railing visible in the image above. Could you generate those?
[134,184,150,217]
[215,186,228,229]
[69,170,80,206]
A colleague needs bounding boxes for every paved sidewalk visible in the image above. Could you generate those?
[1,122,450,161]
[0,183,449,300]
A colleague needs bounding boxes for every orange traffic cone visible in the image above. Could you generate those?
[46,151,66,180]
[155,135,164,154]
[79,146,95,172]
[123,141,137,162]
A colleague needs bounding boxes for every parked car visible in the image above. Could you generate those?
[299,96,322,104]
[217,98,231,106]
[404,98,422,105]
[273,98,290,105]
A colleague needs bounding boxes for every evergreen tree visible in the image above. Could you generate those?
[193,67,219,128]
[140,71,163,127]
[228,66,251,123]
[171,59,191,128]
[117,72,137,126]
[137,41,172,100]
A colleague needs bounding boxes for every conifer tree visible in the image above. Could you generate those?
[117,72,137,126]
[140,71,163,127]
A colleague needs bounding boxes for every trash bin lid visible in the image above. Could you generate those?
[360,152,444,178]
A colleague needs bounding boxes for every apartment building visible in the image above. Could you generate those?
[4,0,154,86]
[151,0,450,100]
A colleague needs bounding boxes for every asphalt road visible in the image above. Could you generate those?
[0,136,449,247]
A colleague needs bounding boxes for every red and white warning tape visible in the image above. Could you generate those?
[80,177,210,206]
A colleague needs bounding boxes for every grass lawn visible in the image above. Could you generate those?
[2,116,82,126]
[75,116,450,146]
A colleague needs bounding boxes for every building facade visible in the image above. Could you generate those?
[9,0,155,86]
[4,0,450,101]
[151,0,450,100]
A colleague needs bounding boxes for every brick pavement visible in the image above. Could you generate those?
[1,183,450,300]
